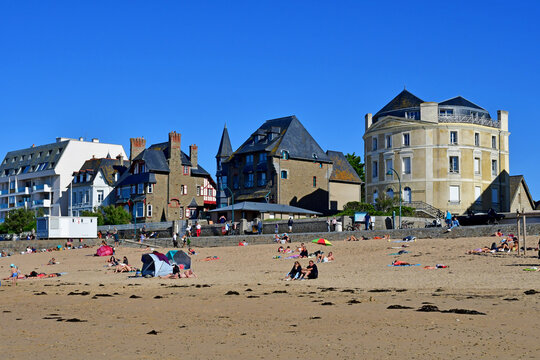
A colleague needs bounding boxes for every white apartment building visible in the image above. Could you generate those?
[0,137,127,222]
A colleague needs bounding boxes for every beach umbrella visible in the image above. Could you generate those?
[312,238,332,246]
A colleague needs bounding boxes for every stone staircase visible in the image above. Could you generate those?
[408,201,443,219]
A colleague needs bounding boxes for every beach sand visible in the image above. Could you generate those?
[1,235,539,359]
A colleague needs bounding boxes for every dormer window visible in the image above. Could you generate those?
[440,109,454,116]
[404,111,419,119]
[259,153,267,163]
[47,150,52,156]
[281,150,289,160]
[246,155,254,165]
[183,166,190,175]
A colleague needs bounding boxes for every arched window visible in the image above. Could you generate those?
[373,190,378,204]
[386,188,394,199]
[403,187,412,203]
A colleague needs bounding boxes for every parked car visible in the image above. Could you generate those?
[457,209,505,226]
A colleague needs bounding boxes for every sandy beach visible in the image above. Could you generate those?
[1,235,539,359]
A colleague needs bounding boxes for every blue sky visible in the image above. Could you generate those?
[1,1,539,198]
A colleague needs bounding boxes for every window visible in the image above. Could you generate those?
[402,133,410,147]
[196,186,201,196]
[131,185,136,194]
[85,191,90,204]
[385,159,393,178]
[147,183,153,193]
[281,150,289,160]
[385,135,392,149]
[245,173,254,188]
[492,188,499,205]
[20,155,24,162]
[312,176,317,187]
[449,156,459,173]
[233,175,239,189]
[147,204,153,217]
[138,183,144,194]
[259,153,267,163]
[450,131,458,145]
[11,157,16,163]
[280,170,288,179]
[135,202,144,217]
[475,186,482,204]
[38,152,42,158]
[179,207,184,218]
[373,190,378,204]
[405,111,419,119]
[402,157,411,174]
[47,150,52,156]
[372,161,378,178]
[491,160,498,176]
[181,185,188,195]
[439,109,454,116]
[386,188,394,198]
[258,172,267,186]
[183,166,190,175]
[28,154,32,160]
[474,157,481,174]
[372,137,378,151]
[73,192,77,204]
[449,185,460,203]
[474,133,480,147]
[403,187,412,203]
[246,155,254,164]
[491,136,497,149]
[97,190,104,203]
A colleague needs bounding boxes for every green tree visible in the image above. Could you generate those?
[101,205,131,225]
[374,194,398,213]
[345,152,365,198]
[2,208,36,234]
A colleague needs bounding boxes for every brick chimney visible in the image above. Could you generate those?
[189,144,198,169]
[129,137,146,161]
[168,131,181,162]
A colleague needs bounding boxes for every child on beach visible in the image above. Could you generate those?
[10,264,20,285]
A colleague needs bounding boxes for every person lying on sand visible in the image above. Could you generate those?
[278,246,284,253]
[392,260,410,266]
[492,229,503,237]
[284,261,302,281]
[47,258,57,265]
[373,235,390,240]
[188,248,196,255]
[114,263,134,273]
[299,260,318,280]
[467,246,492,254]
[284,246,292,253]
[323,252,335,262]
[161,266,197,279]
[346,235,359,241]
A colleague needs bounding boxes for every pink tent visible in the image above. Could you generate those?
[96,245,113,257]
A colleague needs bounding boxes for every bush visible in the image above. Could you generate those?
[81,205,131,226]
[338,201,416,217]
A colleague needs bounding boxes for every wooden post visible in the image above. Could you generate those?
[522,214,527,256]
[516,210,521,255]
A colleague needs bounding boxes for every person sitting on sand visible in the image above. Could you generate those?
[299,245,308,258]
[322,252,335,262]
[299,260,318,280]
[278,246,284,253]
[47,258,57,265]
[492,229,503,237]
[509,237,519,252]
[281,233,290,243]
[284,261,302,281]
[346,235,359,241]
[284,246,292,254]
[107,256,119,266]
[274,234,280,243]
[122,256,129,265]
[114,263,133,273]
[498,239,510,251]
[188,248,196,255]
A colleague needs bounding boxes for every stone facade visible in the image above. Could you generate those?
[364,90,510,215]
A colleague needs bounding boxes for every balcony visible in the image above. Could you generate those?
[16,187,30,195]
[16,201,28,208]
[439,114,500,128]
[33,184,52,192]
[0,189,8,196]
[33,199,51,207]
[0,204,8,209]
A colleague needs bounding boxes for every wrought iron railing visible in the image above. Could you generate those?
[438,114,500,128]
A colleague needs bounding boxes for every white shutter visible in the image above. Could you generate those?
[449,186,460,202]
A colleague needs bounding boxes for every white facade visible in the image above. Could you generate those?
[0,138,126,222]
[71,169,118,216]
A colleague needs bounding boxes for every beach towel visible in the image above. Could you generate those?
[388,250,409,255]
[387,263,421,267]
[285,255,300,259]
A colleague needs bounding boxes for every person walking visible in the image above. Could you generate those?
[288,217,294,233]
[185,223,192,237]
[274,223,279,235]
[364,213,371,230]
[332,217,337,231]
[172,232,178,248]
[195,222,201,237]
[445,210,452,228]
[113,227,119,248]
[10,264,20,286]
[257,219,263,235]
[326,218,331,232]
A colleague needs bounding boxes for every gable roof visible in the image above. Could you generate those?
[439,96,486,110]
[509,175,535,210]
[326,151,362,184]
[216,125,233,158]
[73,158,129,186]
[374,90,424,121]
[231,116,331,163]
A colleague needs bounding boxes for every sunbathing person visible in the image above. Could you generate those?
[299,260,318,280]
[323,252,335,262]
[492,229,503,237]
[392,260,411,266]
[284,246,292,254]
[346,235,359,241]
[467,246,492,254]
[107,256,119,266]
[47,258,57,265]
[278,246,284,253]
[281,233,290,243]
[188,248,196,255]
[114,262,133,273]
[284,261,302,281]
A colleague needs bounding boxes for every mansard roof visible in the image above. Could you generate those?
[439,96,486,111]
[373,90,424,121]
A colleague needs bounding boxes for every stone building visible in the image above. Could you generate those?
[326,150,362,211]
[115,132,216,223]
[70,156,129,216]
[363,90,510,215]
[216,116,361,214]
[508,175,535,213]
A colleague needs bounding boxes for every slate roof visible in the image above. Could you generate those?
[326,151,362,184]
[0,141,69,176]
[116,172,157,187]
[216,125,233,158]
[373,90,424,121]
[208,201,322,215]
[230,116,331,163]
[72,158,129,186]
[439,96,486,110]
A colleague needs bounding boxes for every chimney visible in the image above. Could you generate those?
[420,102,438,123]
[92,138,99,143]
[497,110,508,132]
[129,137,146,161]
[190,144,198,168]
[116,154,124,167]
[365,113,372,130]
[168,131,181,162]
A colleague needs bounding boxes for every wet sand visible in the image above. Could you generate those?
[1,235,539,359]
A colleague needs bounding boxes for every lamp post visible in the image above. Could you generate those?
[386,168,402,229]
[222,185,234,234]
